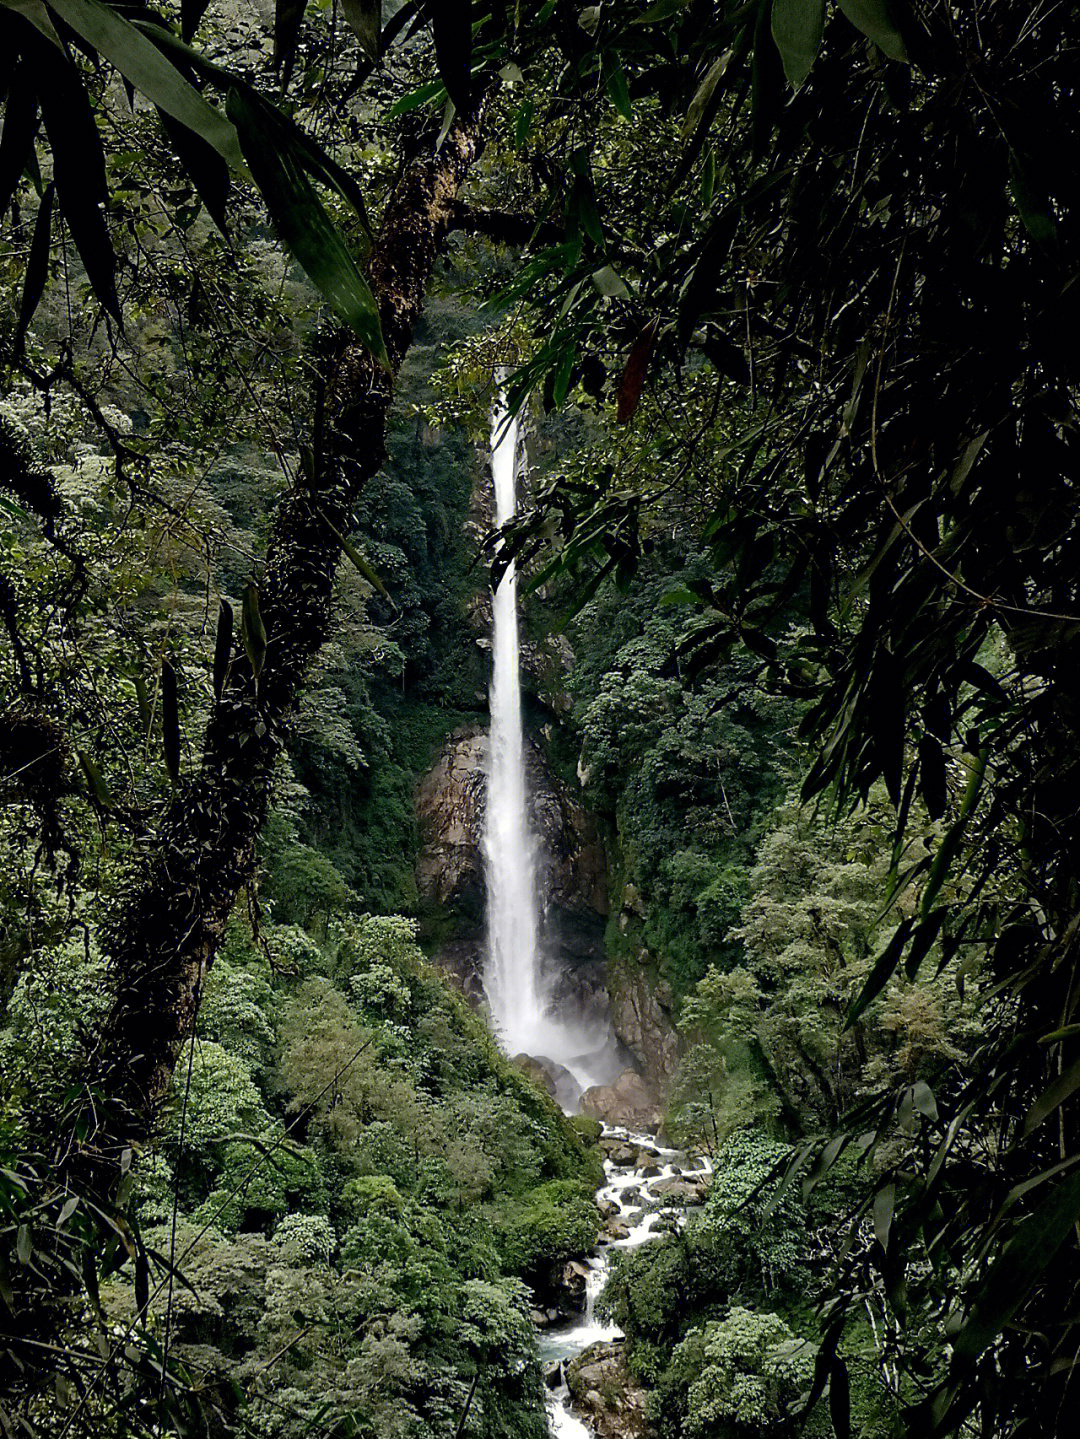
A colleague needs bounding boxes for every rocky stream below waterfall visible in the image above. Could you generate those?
[540,1127,713,1438]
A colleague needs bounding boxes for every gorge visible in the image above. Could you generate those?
[1,3,1064,1435]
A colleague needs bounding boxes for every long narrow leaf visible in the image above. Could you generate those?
[14,180,52,349]
[952,1169,1080,1366]
[226,86,387,361]
[34,40,120,320]
[0,60,40,218]
[47,0,242,168]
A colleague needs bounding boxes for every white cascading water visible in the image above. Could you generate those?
[482,394,549,1058]
[482,392,620,1096]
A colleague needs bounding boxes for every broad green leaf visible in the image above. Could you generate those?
[47,0,243,169]
[953,1169,1080,1366]
[341,0,379,61]
[838,0,908,62]
[227,87,387,361]
[591,264,630,298]
[873,1183,895,1251]
[771,0,825,88]
[912,1081,939,1123]
[15,1225,31,1265]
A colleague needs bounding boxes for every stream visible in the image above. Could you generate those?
[541,1126,713,1437]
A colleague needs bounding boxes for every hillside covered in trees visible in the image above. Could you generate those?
[1,2,1079,1438]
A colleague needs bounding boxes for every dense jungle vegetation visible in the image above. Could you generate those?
[1,1,1079,1437]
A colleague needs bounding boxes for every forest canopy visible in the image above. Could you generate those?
[1,1,1079,1437]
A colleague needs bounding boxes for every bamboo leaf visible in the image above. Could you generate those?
[241,582,267,677]
[952,1169,1080,1367]
[341,0,380,61]
[1023,1055,1080,1137]
[340,535,391,601]
[47,0,243,169]
[838,0,908,62]
[873,1182,895,1252]
[274,0,309,81]
[617,322,657,424]
[34,39,120,321]
[226,87,386,361]
[771,0,825,88]
[180,0,211,42]
[161,659,180,785]
[212,598,233,701]
[0,61,40,219]
[430,0,472,113]
[0,0,62,46]
[134,672,151,738]
[76,746,112,809]
[846,919,914,1026]
[14,180,52,351]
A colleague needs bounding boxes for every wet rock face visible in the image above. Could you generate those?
[414,722,682,1095]
[512,1053,584,1111]
[580,1069,663,1132]
[414,726,487,915]
[608,955,681,1093]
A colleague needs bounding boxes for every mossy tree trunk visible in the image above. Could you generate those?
[75,104,489,1190]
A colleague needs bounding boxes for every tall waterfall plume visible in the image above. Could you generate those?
[481,394,548,1057]
[481,392,623,1103]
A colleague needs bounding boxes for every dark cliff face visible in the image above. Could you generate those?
[414,720,608,971]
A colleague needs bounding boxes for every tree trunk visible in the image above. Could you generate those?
[73,101,489,1190]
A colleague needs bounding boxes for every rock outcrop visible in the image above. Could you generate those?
[566,1341,650,1439]
[581,1069,663,1131]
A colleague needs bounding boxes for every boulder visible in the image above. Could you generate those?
[651,1176,708,1204]
[566,1342,651,1439]
[582,1069,663,1131]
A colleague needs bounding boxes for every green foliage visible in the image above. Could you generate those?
[662,1308,823,1439]
[495,1179,602,1277]
[569,556,792,997]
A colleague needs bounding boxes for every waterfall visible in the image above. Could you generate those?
[482,388,624,1100]
[482,394,549,1057]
